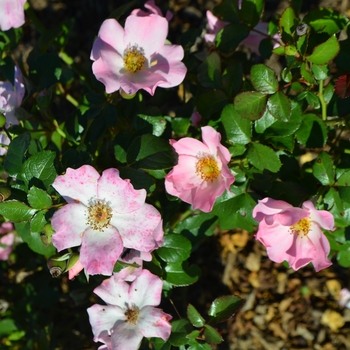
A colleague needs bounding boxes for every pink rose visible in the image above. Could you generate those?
[90,14,186,96]
[253,198,335,272]
[87,270,172,350]
[131,0,173,21]
[0,66,25,127]
[165,126,235,212]
[51,165,164,276]
[0,0,26,31]
[0,222,15,261]
[204,10,228,44]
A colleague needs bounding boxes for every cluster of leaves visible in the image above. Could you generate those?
[1,0,350,348]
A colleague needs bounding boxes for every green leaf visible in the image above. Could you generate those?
[187,304,205,328]
[168,319,192,347]
[0,319,18,337]
[212,193,257,231]
[250,64,278,94]
[247,143,281,172]
[312,64,329,80]
[0,200,37,222]
[240,0,264,27]
[234,91,267,121]
[267,91,292,122]
[208,295,244,323]
[4,132,30,177]
[312,151,334,186]
[127,134,177,170]
[19,150,57,190]
[137,114,167,137]
[119,167,155,193]
[222,62,243,98]
[164,261,201,286]
[337,244,350,267]
[300,62,315,84]
[221,104,251,145]
[303,7,349,35]
[156,234,192,263]
[30,210,47,233]
[15,221,56,256]
[295,114,327,148]
[196,90,229,120]
[203,325,223,344]
[27,186,53,209]
[188,342,212,350]
[216,23,250,53]
[198,51,222,89]
[306,35,340,64]
[279,7,298,44]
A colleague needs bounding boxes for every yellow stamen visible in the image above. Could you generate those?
[125,305,140,325]
[123,45,146,73]
[289,218,311,237]
[86,199,112,232]
[195,155,220,182]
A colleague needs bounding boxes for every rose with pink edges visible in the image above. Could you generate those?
[165,126,235,213]
[0,0,26,31]
[0,222,15,261]
[253,198,335,272]
[90,13,186,96]
[0,66,25,127]
[51,165,164,276]
[87,269,172,350]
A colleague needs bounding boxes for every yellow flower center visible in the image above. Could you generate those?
[123,45,146,73]
[125,305,140,325]
[195,155,220,182]
[289,218,311,237]
[86,199,112,232]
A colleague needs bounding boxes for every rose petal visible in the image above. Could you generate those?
[111,322,143,350]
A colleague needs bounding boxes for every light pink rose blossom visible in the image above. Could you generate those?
[0,0,26,31]
[205,10,280,53]
[131,0,173,21]
[51,165,164,276]
[0,132,10,156]
[339,288,350,309]
[0,66,25,127]
[253,198,335,272]
[204,10,228,44]
[0,222,15,261]
[87,269,172,350]
[90,14,186,96]
[165,126,235,212]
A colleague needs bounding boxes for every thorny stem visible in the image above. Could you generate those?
[318,79,327,121]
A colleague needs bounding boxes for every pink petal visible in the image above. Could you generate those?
[303,200,335,231]
[285,233,316,270]
[97,168,146,214]
[52,165,100,205]
[119,69,167,96]
[191,178,225,212]
[111,203,163,252]
[111,323,143,350]
[0,233,15,260]
[95,19,125,56]
[0,0,26,31]
[128,270,163,308]
[171,137,209,156]
[138,306,172,340]
[68,259,84,280]
[307,225,332,272]
[93,275,130,307]
[92,48,124,94]
[80,226,124,276]
[253,197,294,222]
[276,207,308,226]
[123,15,168,58]
[51,203,87,251]
[87,304,125,342]
[150,45,187,88]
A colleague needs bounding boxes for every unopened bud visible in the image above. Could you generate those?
[0,186,11,202]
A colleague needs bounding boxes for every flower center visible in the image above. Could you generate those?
[289,218,311,237]
[124,305,140,325]
[123,45,146,73]
[86,199,112,232]
[195,154,220,182]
